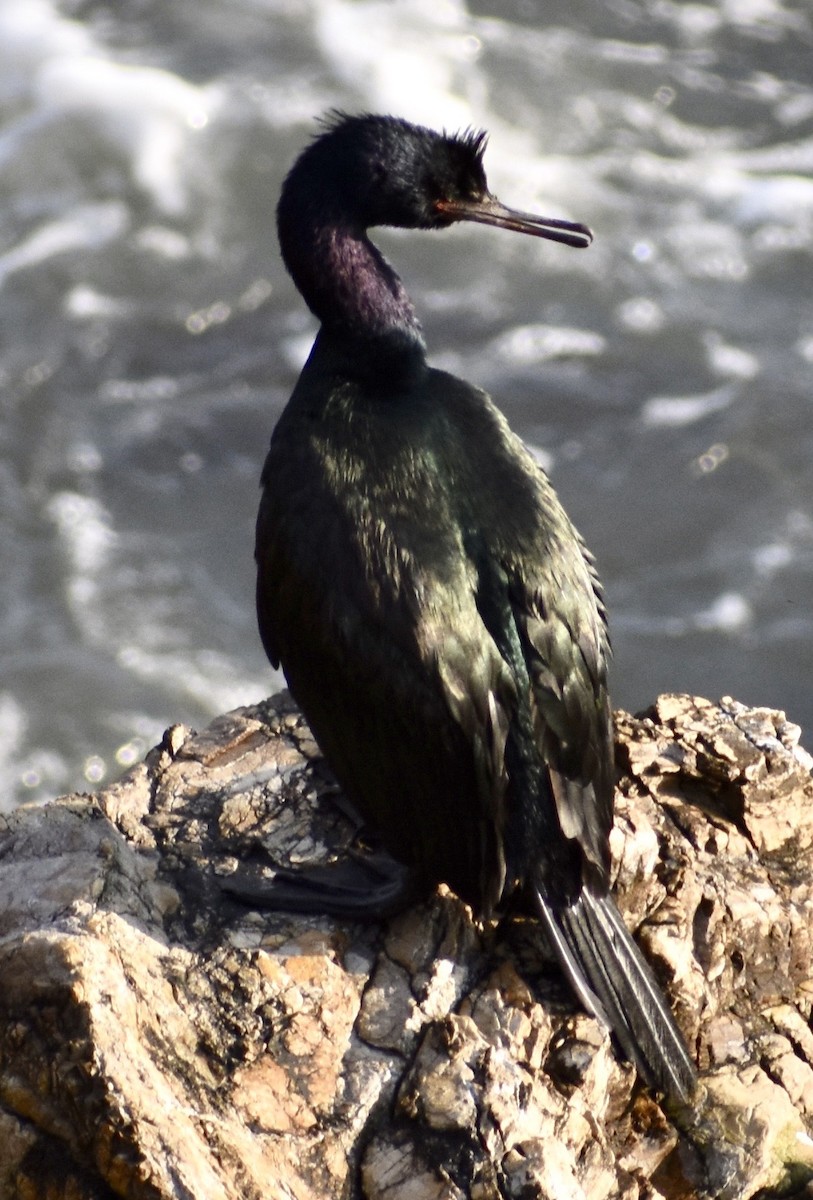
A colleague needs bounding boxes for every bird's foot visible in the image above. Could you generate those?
[220,849,419,920]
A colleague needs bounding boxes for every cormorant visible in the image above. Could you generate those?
[251,112,696,1106]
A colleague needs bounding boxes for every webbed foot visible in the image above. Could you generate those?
[220,849,419,920]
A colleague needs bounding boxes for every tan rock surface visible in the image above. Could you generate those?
[0,692,811,1199]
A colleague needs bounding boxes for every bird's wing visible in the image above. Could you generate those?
[509,534,614,887]
[458,506,614,899]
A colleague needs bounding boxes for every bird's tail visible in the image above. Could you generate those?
[533,884,697,1106]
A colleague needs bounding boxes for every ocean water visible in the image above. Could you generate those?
[1,0,811,808]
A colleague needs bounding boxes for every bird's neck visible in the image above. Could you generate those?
[280,217,425,352]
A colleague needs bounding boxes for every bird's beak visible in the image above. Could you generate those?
[434,194,593,249]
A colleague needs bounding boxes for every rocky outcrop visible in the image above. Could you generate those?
[0,692,812,1199]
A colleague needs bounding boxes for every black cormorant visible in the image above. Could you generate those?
[251,112,696,1106]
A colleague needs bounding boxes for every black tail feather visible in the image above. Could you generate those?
[533,885,697,1105]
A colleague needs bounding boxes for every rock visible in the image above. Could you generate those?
[0,692,812,1199]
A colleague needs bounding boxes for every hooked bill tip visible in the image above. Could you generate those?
[530,214,593,249]
[566,223,594,249]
